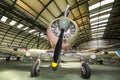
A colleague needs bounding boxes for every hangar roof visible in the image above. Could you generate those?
[0,0,120,50]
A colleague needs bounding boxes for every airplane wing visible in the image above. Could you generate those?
[0,48,48,58]
[84,51,119,60]
[0,48,25,56]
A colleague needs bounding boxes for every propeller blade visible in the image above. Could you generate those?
[53,29,64,62]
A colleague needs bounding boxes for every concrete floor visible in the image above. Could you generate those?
[0,60,120,80]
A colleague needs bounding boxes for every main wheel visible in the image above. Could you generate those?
[31,61,40,77]
[99,60,103,64]
[16,57,20,61]
[6,56,10,61]
[81,63,91,79]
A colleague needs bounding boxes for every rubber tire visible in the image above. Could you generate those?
[16,57,20,61]
[99,60,103,64]
[81,63,91,79]
[31,61,40,77]
[6,56,10,61]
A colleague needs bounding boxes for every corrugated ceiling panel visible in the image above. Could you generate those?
[68,12,74,19]
[67,0,76,6]
[40,0,50,5]
[72,7,79,17]
[22,0,44,13]
[47,2,61,17]
[54,0,67,12]
[38,16,49,26]
[76,19,82,25]
[41,9,54,22]
[16,0,37,16]
[79,3,88,16]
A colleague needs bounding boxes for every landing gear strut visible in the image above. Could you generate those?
[81,63,91,79]
[31,58,41,77]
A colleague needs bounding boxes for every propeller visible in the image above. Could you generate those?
[52,5,70,68]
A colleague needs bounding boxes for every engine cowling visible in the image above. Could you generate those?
[47,17,79,51]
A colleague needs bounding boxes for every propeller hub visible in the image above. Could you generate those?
[58,17,70,31]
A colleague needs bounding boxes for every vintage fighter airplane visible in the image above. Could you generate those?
[30,5,91,79]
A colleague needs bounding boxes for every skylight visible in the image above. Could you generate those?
[29,29,35,33]
[100,8,112,14]
[99,23,107,27]
[91,27,106,31]
[1,16,8,22]
[89,2,100,11]
[9,20,17,26]
[99,14,110,19]
[91,19,108,26]
[89,0,114,11]
[90,17,99,22]
[91,23,107,28]
[23,27,29,30]
[90,13,110,22]
[92,35,103,38]
[17,24,24,28]
[92,32,104,38]
[90,8,112,17]
[92,32,104,35]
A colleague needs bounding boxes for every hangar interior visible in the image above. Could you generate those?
[0,0,120,80]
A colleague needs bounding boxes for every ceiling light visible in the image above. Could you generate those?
[23,27,29,30]
[9,20,17,26]
[40,33,44,36]
[34,32,39,35]
[41,35,45,37]
[29,29,35,33]
[17,24,24,28]
[1,16,8,22]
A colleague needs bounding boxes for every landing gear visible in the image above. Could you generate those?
[31,58,41,77]
[16,57,20,61]
[99,60,103,64]
[6,56,11,61]
[81,63,91,79]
